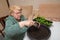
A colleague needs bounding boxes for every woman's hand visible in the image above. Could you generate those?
[19,20,35,28]
[24,20,35,27]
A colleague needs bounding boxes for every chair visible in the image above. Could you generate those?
[0,15,8,37]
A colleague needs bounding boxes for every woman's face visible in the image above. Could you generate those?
[12,9,22,20]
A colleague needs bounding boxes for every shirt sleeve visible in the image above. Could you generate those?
[4,20,28,38]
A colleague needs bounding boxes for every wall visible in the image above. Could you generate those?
[0,0,9,18]
[38,3,60,21]
[9,0,60,10]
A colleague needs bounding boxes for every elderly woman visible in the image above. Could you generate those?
[4,5,35,40]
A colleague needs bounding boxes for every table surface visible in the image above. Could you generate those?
[23,21,60,40]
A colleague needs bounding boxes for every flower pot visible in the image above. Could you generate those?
[27,24,51,40]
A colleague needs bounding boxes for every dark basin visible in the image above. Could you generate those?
[27,24,51,40]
